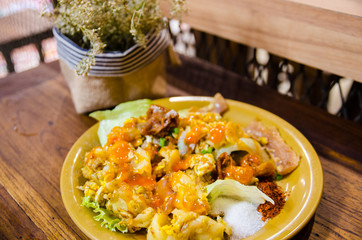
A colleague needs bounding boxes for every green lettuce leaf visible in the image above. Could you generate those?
[81,196,128,233]
[89,99,152,146]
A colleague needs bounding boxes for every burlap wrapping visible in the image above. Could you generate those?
[60,54,167,113]
[53,26,175,113]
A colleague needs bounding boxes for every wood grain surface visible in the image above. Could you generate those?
[0,59,361,240]
[288,0,362,17]
[163,0,362,82]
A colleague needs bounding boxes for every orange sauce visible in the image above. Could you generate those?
[241,153,261,168]
[126,174,156,187]
[115,163,130,182]
[149,195,162,209]
[172,156,192,172]
[106,120,140,146]
[106,141,133,182]
[185,124,205,144]
[210,124,225,144]
[106,126,132,145]
[108,141,132,163]
[224,165,254,185]
[85,146,102,166]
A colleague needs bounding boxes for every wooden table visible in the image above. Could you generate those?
[0,58,361,239]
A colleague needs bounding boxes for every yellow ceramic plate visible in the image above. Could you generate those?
[61,96,323,240]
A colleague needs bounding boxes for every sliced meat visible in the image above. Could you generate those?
[245,121,300,175]
[141,104,179,138]
[192,93,229,115]
[207,93,229,114]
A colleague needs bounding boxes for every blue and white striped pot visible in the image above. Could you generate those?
[53,27,170,76]
[53,27,170,113]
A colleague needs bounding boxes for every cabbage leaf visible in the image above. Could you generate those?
[214,138,269,162]
[89,99,152,146]
[206,179,274,205]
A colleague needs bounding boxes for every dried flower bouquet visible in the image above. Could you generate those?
[44,0,186,75]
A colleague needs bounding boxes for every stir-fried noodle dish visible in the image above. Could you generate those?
[78,95,300,239]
